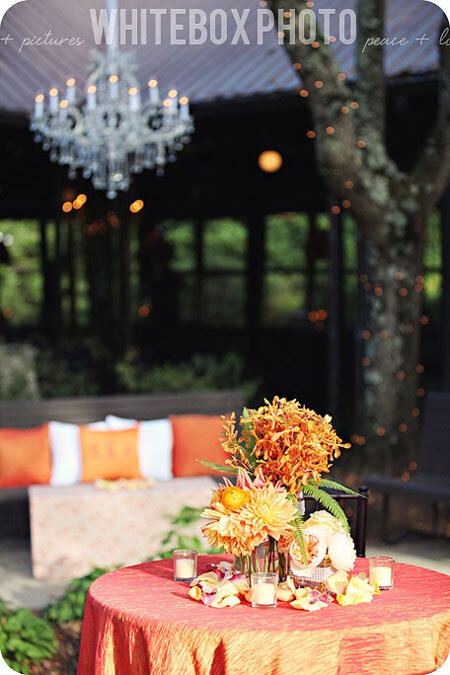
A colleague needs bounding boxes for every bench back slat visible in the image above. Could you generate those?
[0,390,245,428]
[418,392,450,478]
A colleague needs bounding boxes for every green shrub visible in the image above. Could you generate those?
[0,344,39,400]
[42,568,108,624]
[150,505,223,560]
[116,351,259,401]
[0,600,57,674]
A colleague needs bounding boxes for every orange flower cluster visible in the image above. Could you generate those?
[222,397,350,494]
[201,481,296,556]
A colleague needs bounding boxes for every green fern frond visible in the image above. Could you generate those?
[315,479,363,497]
[302,484,350,533]
[196,460,238,474]
[293,514,309,566]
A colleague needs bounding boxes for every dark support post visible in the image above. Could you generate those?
[328,202,343,424]
[306,212,316,312]
[119,216,132,354]
[52,217,63,344]
[355,227,368,402]
[246,213,265,357]
[195,218,204,322]
[441,184,450,390]
[67,218,77,330]
[39,219,50,339]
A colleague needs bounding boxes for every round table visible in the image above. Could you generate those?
[77,555,450,675]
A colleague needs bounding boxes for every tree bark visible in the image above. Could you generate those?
[271,0,450,470]
[361,234,423,470]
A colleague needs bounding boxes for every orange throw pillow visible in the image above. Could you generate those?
[79,426,141,482]
[0,425,51,488]
[170,415,227,477]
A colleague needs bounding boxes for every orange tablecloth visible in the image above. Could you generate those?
[78,555,450,675]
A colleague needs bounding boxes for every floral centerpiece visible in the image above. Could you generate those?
[199,397,359,581]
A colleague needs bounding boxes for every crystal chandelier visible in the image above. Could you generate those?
[30,1,194,199]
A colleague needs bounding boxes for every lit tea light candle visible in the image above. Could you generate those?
[252,582,276,606]
[173,549,197,582]
[176,558,195,580]
[251,572,278,608]
[369,556,395,590]
[370,566,392,588]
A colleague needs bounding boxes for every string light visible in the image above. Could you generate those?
[62,201,73,213]
[362,357,371,367]
[415,284,423,292]
[380,329,388,338]
[345,180,354,189]
[417,388,425,397]
[362,330,371,340]
[342,200,351,208]
[130,199,144,213]
[374,284,383,296]
[411,408,420,417]
[293,63,302,70]
[399,423,407,432]
[420,315,429,325]
[337,73,346,81]
[357,140,366,149]
[416,364,424,374]
[258,150,283,173]
[399,287,408,297]
[311,41,320,48]
[341,106,350,114]
[408,461,417,471]
[306,130,316,139]
[326,126,335,134]
[350,102,359,109]
[300,89,309,98]
[138,304,151,318]
[3,308,13,319]
[331,205,341,215]
[315,80,323,88]
[401,472,410,482]
[376,427,386,436]
[396,370,406,380]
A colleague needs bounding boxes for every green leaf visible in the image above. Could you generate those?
[302,484,350,533]
[315,479,363,497]
[196,460,238,474]
[293,515,309,566]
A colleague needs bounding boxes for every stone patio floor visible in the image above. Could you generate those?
[0,535,448,610]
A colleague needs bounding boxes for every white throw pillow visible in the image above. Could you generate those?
[49,420,109,486]
[105,415,173,481]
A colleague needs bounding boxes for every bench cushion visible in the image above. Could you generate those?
[170,414,227,477]
[0,425,51,488]
[79,426,141,482]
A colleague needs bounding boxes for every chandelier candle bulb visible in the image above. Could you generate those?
[66,79,76,104]
[59,100,69,121]
[87,85,97,111]
[108,75,119,101]
[148,80,159,105]
[128,88,140,112]
[49,88,59,114]
[34,94,44,119]
[179,97,190,121]
[173,549,197,582]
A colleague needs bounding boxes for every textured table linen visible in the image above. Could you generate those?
[78,555,450,675]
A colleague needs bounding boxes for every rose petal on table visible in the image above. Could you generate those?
[188,586,202,601]
[216,581,240,597]
[210,594,241,608]
[277,587,295,602]
[199,582,219,594]
[190,572,218,587]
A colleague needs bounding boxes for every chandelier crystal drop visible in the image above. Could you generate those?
[30,2,194,199]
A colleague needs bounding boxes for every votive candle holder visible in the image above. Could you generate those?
[369,556,395,590]
[251,572,278,608]
[173,549,197,582]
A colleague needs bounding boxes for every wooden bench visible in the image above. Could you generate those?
[366,392,450,542]
[0,389,244,542]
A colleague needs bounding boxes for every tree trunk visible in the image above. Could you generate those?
[359,232,423,472]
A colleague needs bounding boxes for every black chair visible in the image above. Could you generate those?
[366,392,450,542]
[303,486,369,557]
